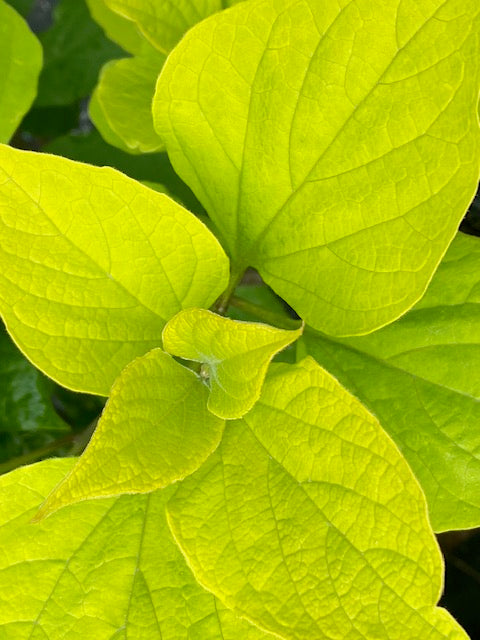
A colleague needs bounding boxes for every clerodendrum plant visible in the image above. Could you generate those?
[0,0,479,637]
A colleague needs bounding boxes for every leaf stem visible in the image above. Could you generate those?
[229,295,303,330]
[212,267,246,315]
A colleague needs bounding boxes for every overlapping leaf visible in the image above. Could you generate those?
[0,0,42,143]
[154,0,480,336]
[0,458,273,639]
[163,308,302,418]
[0,144,229,395]
[35,349,224,519]
[167,357,467,639]
[90,55,165,154]
[86,0,154,55]
[303,232,480,532]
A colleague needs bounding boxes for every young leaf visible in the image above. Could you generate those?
[0,0,42,143]
[163,308,302,419]
[34,349,224,519]
[90,55,165,154]
[302,232,480,532]
[103,0,240,54]
[167,357,467,639]
[36,0,123,107]
[154,0,480,336]
[0,144,229,395]
[0,458,273,639]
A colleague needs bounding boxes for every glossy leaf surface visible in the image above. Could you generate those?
[167,357,467,639]
[0,459,272,639]
[0,0,42,143]
[154,0,480,335]
[91,55,165,154]
[163,308,302,418]
[303,232,480,532]
[35,349,224,519]
[0,144,229,395]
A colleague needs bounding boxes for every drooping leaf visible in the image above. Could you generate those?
[0,0,42,143]
[103,0,240,54]
[0,458,273,639]
[0,324,69,464]
[163,308,302,419]
[85,0,154,55]
[36,0,123,107]
[154,0,480,336]
[91,55,165,154]
[0,144,229,395]
[302,231,480,532]
[167,357,467,640]
[35,349,224,519]
[44,130,205,214]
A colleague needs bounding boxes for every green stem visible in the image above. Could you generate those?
[0,419,98,475]
[229,295,303,330]
[212,267,246,315]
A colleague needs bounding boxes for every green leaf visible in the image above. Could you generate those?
[0,0,42,143]
[34,349,224,519]
[5,0,33,18]
[0,324,69,464]
[85,0,154,55]
[0,458,273,639]
[104,0,236,54]
[0,144,229,395]
[91,55,165,154]
[44,130,205,215]
[302,231,480,532]
[154,0,480,336]
[36,0,123,107]
[163,308,302,419]
[167,357,467,640]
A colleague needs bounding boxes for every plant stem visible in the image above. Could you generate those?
[212,267,246,315]
[229,295,303,330]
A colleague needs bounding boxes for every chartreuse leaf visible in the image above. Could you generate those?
[154,0,480,336]
[7,0,34,18]
[34,349,224,520]
[104,0,241,54]
[0,0,42,143]
[167,357,467,640]
[163,308,302,419]
[302,232,480,532]
[0,459,273,639]
[0,144,229,395]
[85,0,153,55]
[90,55,165,154]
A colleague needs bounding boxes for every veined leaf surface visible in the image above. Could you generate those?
[86,0,154,55]
[35,349,224,519]
[0,459,273,639]
[0,0,42,143]
[0,144,229,395]
[303,232,480,532]
[163,308,302,418]
[154,0,480,335]
[167,358,467,639]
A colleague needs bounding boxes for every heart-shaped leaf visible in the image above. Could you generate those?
[163,308,302,418]
[0,458,273,638]
[34,349,224,520]
[167,357,467,639]
[0,144,229,395]
[303,231,480,532]
[154,0,480,335]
